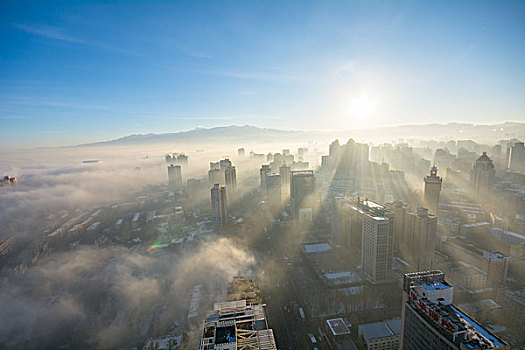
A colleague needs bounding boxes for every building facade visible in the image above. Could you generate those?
[400,270,508,350]
[424,165,442,215]
[211,184,227,226]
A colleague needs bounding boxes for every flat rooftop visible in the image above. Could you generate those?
[303,243,331,254]
[359,318,401,342]
[421,281,452,291]
[327,318,351,336]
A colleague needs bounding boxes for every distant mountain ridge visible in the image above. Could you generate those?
[77,122,525,147]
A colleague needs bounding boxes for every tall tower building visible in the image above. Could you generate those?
[400,271,507,350]
[211,184,227,227]
[208,168,224,187]
[508,141,525,173]
[330,197,365,250]
[224,165,237,199]
[279,164,291,204]
[424,165,442,215]
[405,208,437,271]
[291,170,316,223]
[266,173,281,209]
[238,147,245,157]
[167,164,182,189]
[360,200,395,283]
[260,165,271,193]
[470,152,495,201]
[220,158,232,171]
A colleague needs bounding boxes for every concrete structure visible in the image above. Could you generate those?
[400,270,508,350]
[330,197,365,250]
[360,200,395,283]
[279,164,291,204]
[508,141,525,173]
[260,165,271,193]
[290,170,316,223]
[482,251,509,285]
[198,300,276,350]
[211,184,227,227]
[470,152,496,201]
[388,202,437,271]
[208,168,223,187]
[220,158,232,171]
[167,164,182,188]
[266,173,281,209]
[224,165,237,199]
[359,318,401,350]
[238,148,245,157]
[424,165,442,215]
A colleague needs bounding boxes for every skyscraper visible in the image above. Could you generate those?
[238,147,245,157]
[360,200,394,283]
[208,168,223,186]
[167,164,182,189]
[424,165,442,215]
[224,165,237,199]
[400,270,507,350]
[211,184,227,226]
[290,170,316,223]
[388,202,437,271]
[279,164,291,204]
[220,158,232,171]
[266,173,281,209]
[470,152,495,201]
[260,165,271,193]
[508,141,525,173]
[406,208,437,270]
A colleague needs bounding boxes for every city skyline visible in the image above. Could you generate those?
[1,1,524,147]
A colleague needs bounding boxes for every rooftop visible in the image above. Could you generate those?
[326,318,351,336]
[359,318,401,342]
[303,243,331,254]
[421,281,452,291]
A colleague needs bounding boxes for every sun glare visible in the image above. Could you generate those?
[350,94,375,122]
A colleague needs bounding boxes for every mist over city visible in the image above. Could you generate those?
[1,1,525,350]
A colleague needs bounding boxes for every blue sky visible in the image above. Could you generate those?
[1,0,524,147]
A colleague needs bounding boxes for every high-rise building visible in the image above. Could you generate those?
[388,202,437,271]
[238,147,245,157]
[279,164,291,204]
[482,251,509,285]
[211,184,227,226]
[198,300,277,350]
[508,141,525,173]
[424,165,442,215]
[330,197,364,250]
[470,152,495,201]
[400,270,507,350]
[208,168,223,186]
[266,173,281,209]
[260,165,271,193]
[176,153,189,167]
[167,164,182,189]
[291,170,316,223]
[224,165,237,199]
[360,200,394,283]
[210,161,220,170]
[220,158,232,171]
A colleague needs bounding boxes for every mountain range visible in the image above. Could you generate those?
[77,122,525,147]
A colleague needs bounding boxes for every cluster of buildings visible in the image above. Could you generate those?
[0,175,17,186]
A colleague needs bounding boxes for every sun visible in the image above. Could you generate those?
[350,94,375,122]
